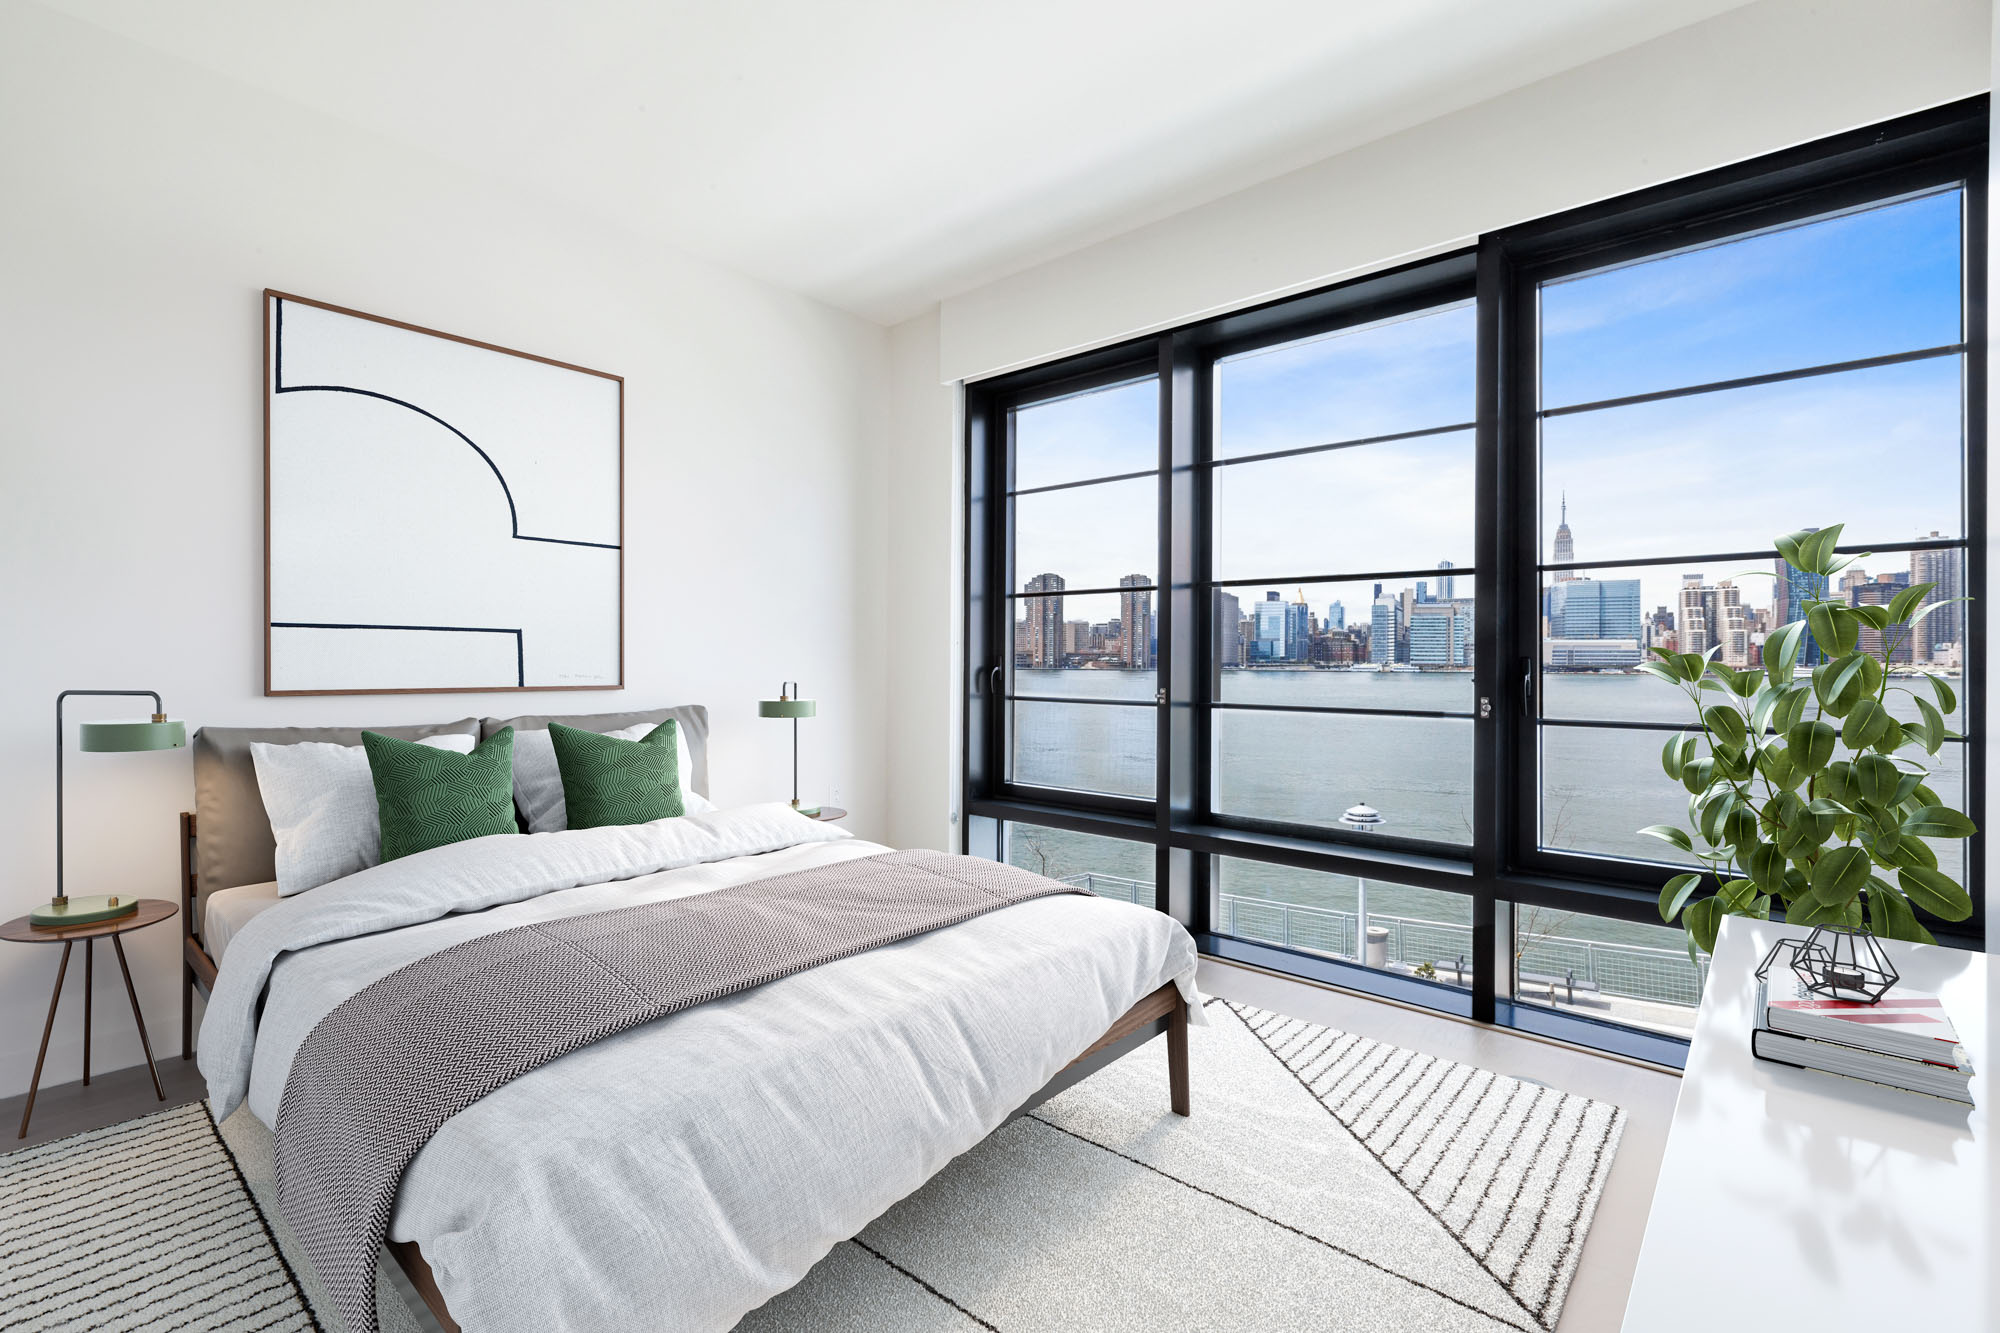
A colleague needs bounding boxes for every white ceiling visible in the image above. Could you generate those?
[44,0,1749,324]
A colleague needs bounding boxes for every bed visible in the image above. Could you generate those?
[178,706,1200,1333]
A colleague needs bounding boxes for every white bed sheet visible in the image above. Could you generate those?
[203,880,282,964]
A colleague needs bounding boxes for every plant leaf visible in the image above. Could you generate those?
[1660,733,1688,781]
[1784,719,1836,774]
[1899,865,1974,921]
[1745,842,1786,893]
[1764,621,1807,684]
[1913,697,1946,756]
[1868,881,1936,945]
[1658,872,1702,923]
[1808,845,1872,908]
[1806,603,1858,659]
[1926,672,1957,715]
[1902,806,1978,839]
[1799,525,1846,574]
[1640,824,1694,853]
[1770,683,1811,734]
[1841,698,1888,753]
[1683,895,1723,956]
[1756,744,1804,792]
[1887,581,1937,624]
[1849,603,1892,631]
[1853,753,1899,806]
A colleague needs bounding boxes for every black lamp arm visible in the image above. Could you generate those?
[55,690,165,905]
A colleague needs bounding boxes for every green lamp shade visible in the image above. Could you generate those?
[78,719,187,752]
[758,699,816,719]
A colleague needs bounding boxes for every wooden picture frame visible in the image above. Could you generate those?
[263,290,625,696]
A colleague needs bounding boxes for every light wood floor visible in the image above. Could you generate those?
[1199,957,1680,1333]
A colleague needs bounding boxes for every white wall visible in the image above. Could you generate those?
[876,309,963,854]
[894,0,1995,938]
[940,0,1992,382]
[0,3,890,1098]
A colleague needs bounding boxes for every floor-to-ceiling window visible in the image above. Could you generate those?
[963,99,1986,1065]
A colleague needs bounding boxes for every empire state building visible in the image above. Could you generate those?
[1552,492,1577,582]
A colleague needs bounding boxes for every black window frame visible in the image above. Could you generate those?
[962,96,1989,1066]
[1489,99,1987,945]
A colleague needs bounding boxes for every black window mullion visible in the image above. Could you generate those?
[1471,236,1514,1026]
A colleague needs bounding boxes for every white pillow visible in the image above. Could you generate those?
[511,720,712,834]
[253,734,477,897]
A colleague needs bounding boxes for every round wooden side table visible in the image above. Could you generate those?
[2,898,175,1139]
[805,807,847,822]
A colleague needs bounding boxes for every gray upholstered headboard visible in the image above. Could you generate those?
[192,718,483,902]
[189,705,711,923]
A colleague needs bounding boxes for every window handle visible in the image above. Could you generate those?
[988,665,1003,696]
[1521,665,1535,717]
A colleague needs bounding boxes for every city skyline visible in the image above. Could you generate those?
[1014,490,1965,673]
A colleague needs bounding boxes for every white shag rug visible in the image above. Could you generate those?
[3,1000,1623,1333]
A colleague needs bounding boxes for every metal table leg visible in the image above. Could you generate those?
[113,935,164,1102]
[82,938,92,1087]
[18,941,72,1139]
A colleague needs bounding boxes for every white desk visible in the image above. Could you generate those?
[1622,918,1992,1330]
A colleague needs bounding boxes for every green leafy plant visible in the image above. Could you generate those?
[1646,524,1975,959]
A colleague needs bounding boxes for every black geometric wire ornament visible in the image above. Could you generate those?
[1754,926,1900,1004]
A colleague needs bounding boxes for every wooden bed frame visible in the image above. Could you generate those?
[178,811,1190,1332]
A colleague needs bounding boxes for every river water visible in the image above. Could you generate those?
[1003,667,1968,960]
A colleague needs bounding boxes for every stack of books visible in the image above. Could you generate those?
[1752,972,1976,1105]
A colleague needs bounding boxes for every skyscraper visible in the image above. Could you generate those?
[1910,538,1963,664]
[1284,594,1312,663]
[1409,604,1468,666]
[1118,574,1153,670]
[1678,574,1716,656]
[1551,492,1577,581]
[1024,572,1064,667]
[1547,578,1642,640]
[1436,561,1455,602]
[1370,595,1404,665]
[1717,581,1750,668]
[1253,592,1286,662]
[1326,600,1345,631]
[1216,590,1243,668]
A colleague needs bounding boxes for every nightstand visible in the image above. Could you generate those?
[804,807,847,822]
[3,898,174,1138]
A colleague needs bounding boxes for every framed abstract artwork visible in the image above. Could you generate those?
[263,291,623,695]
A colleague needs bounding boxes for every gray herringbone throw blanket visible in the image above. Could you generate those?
[273,849,1087,1333]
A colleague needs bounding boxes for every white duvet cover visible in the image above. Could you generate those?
[198,804,1202,1332]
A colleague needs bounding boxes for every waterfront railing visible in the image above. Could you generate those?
[1058,872,1709,1010]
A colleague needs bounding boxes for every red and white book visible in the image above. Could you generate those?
[1760,971,1974,1072]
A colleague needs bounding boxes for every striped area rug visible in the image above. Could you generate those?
[741,999,1625,1331]
[0,1102,318,1332]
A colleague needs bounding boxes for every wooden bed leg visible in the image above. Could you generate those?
[182,962,193,1060]
[1168,995,1190,1117]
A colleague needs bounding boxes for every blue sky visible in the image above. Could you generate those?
[1012,187,1965,624]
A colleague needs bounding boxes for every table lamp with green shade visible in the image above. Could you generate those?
[35,690,187,928]
[758,682,817,816]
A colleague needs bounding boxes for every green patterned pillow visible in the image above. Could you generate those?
[362,727,519,863]
[549,720,684,830]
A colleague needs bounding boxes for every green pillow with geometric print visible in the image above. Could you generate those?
[548,719,683,830]
[362,726,519,863]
